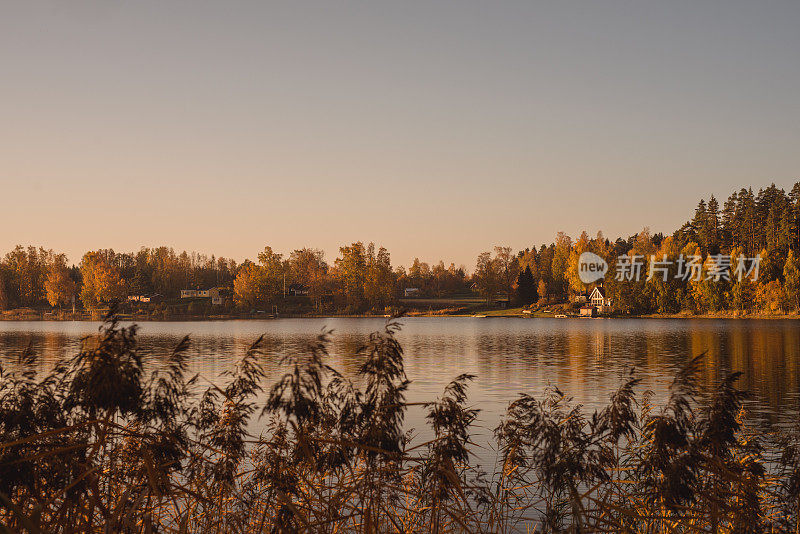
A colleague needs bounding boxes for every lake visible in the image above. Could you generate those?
[1,317,799,458]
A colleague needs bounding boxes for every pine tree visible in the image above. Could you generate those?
[721,192,738,250]
[737,188,757,254]
[707,195,720,253]
[515,266,537,306]
[778,207,793,252]
[789,182,800,251]
[692,199,708,251]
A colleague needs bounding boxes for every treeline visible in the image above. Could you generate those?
[0,247,238,311]
[2,182,800,315]
[505,182,800,314]
[0,243,471,314]
[218,245,470,313]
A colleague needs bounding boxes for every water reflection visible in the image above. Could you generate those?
[1,318,799,434]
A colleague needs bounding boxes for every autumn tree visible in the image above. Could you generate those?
[692,253,726,313]
[364,243,394,310]
[783,250,800,311]
[550,232,572,300]
[289,248,328,308]
[334,242,368,310]
[756,280,784,313]
[473,251,501,304]
[148,247,187,297]
[45,254,77,309]
[537,279,548,303]
[645,236,682,314]
[79,251,126,309]
[535,244,555,296]
[493,246,518,300]
[466,246,517,306]
[430,261,448,297]
[591,231,613,262]
[257,246,286,301]
[408,258,431,294]
[3,246,52,307]
[0,274,7,311]
[566,231,591,295]
[233,261,265,309]
[604,228,658,314]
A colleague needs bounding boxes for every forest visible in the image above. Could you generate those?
[1,182,800,316]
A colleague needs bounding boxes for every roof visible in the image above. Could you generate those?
[590,286,606,298]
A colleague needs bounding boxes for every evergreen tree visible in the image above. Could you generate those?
[789,182,800,250]
[706,195,720,252]
[721,192,738,250]
[692,199,708,251]
[737,188,757,254]
[515,266,537,306]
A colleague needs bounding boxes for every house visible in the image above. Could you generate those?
[580,305,597,317]
[208,288,224,305]
[181,288,223,304]
[288,283,309,296]
[589,287,613,313]
[494,292,511,309]
[571,293,588,304]
[404,287,421,297]
[127,294,162,303]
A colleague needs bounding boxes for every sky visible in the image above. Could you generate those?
[1,1,799,269]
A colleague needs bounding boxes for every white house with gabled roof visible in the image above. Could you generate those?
[589,286,613,314]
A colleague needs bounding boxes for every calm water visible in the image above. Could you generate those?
[2,317,799,453]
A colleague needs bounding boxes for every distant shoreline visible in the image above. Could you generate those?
[2,311,799,322]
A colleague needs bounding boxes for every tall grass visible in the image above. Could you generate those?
[1,312,800,532]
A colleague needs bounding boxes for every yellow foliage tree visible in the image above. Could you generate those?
[566,231,590,295]
[233,262,265,309]
[45,254,76,309]
[756,280,784,313]
[79,251,126,309]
